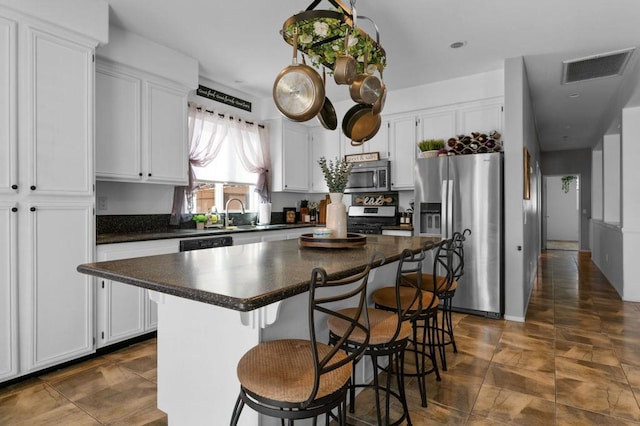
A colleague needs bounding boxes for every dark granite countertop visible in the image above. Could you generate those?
[97,223,315,244]
[79,235,441,311]
[381,225,414,231]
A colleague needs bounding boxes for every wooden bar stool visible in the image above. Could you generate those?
[371,240,446,408]
[327,248,429,425]
[230,260,374,425]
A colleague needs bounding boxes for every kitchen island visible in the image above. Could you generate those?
[77,235,440,425]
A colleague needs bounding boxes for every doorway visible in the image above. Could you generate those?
[543,174,580,250]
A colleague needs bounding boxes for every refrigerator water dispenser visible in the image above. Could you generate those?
[419,202,441,235]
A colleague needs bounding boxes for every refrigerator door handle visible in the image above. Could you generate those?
[442,179,453,238]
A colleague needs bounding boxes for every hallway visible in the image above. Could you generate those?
[1,250,640,424]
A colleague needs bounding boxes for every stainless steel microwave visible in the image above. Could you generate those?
[344,160,391,193]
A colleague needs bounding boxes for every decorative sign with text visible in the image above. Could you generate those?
[196,85,252,112]
[351,191,399,206]
[344,152,380,163]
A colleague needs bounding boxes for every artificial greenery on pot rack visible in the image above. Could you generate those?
[281,9,386,75]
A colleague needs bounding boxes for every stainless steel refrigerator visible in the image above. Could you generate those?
[414,152,503,318]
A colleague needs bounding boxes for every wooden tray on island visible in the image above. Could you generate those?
[299,233,366,248]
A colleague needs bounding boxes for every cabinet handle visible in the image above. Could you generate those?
[139,172,143,177]
[11,184,17,190]
[30,207,36,212]
[30,185,36,190]
[11,207,17,212]
[148,173,152,177]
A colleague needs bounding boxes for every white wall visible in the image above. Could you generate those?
[603,134,621,224]
[591,220,623,295]
[96,181,174,215]
[503,56,542,322]
[592,149,603,221]
[622,106,640,301]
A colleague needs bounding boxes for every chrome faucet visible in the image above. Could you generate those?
[225,198,245,228]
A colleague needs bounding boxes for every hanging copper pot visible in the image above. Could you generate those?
[333,28,357,85]
[342,103,381,145]
[273,30,325,122]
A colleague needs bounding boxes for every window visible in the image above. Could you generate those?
[172,103,270,222]
[189,183,257,214]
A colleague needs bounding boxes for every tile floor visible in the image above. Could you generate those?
[2,249,640,425]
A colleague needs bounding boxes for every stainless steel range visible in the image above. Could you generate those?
[347,205,398,234]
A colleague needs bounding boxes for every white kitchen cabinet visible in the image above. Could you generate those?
[232,233,263,245]
[270,119,310,192]
[389,114,418,190]
[0,6,100,382]
[0,202,18,382]
[342,119,390,159]
[0,16,16,195]
[310,126,340,193]
[95,64,141,182]
[23,28,94,196]
[417,109,456,145]
[95,61,189,185]
[96,239,178,348]
[19,201,95,373]
[457,100,503,135]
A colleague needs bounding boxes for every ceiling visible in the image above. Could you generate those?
[105,0,640,152]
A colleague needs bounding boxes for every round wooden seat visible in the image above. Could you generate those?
[328,307,412,346]
[404,273,458,293]
[373,286,439,312]
[237,339,351,403]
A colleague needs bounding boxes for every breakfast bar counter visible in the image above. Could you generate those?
[78,235,440,425]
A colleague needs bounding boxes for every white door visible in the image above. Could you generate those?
[545,175,580,246]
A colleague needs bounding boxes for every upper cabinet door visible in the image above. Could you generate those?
[95,65,142,181]
[0,17,16,195]
[310,126,340,193]
[23,28,94,196]
[456,101,503,135]
[418,110,456,143]
[389,114,417,190]
[144,81,189,185]
[282,121,310,192]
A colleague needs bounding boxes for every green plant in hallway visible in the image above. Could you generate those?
[561,175,577,193]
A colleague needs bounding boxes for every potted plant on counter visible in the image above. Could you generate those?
[418,139,445,158]
[318,156,353,237]
[192,214,208,230]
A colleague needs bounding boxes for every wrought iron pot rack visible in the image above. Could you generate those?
[279,0,386,75]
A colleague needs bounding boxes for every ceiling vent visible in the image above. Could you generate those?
[562,48,635,84]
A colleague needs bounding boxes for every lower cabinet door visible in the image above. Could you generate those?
[96,239,178,348]
[20,201,95,373]
[0,202,18,381]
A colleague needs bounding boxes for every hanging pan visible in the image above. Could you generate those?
[334,28,357,85]
[317,68,337,130]
[342,103,381,145]
[272,30,325,122]
[349,50,382,105]
[372,68,386,115]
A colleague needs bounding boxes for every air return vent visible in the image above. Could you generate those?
[562,48,635,84]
